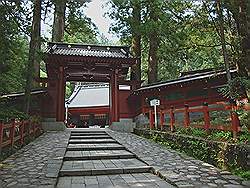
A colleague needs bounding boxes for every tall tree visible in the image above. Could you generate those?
[146,0,162,84]
[130,0,142,82]
[24,0,41,113]
[52,0,66,42]
[216,0,231,83]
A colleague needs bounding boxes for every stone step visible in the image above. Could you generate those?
[70,135,111,139]
[64,150,136,161]
[67,145,126,151]
[70,130,106,134]
[59,166,152,176]
[68,139,117,144]
[61,158,148,170]
[70,133,108,136]
[57,173,176,188]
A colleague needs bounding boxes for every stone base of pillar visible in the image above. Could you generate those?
[41,121,66,131]
[109,120,136,133]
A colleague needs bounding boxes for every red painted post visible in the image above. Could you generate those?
[10,119,15,149]
[231,102,239,138]
[32,121,35,137]
[27,120,31,140]
[0,120,4,155]
[149,110,154,129]
[160,111,165,130]
[203,102,210,132]
[20,121,25,145]
[184,104,190,128]
[170,106,175,132]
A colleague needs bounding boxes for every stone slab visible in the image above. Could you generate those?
[109,121,136,133]
[61,159,147,170]
[68,139,117,144]
[56,173,176,188]
[70,135,111,139]
[42,121,66,131]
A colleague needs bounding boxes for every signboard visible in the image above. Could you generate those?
[150,99,160,129]
[150,99,160,106]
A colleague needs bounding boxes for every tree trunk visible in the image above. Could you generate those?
[24,0,41,114]
[216,0,232,83]
[147,1,159,84]
[148,33,159,84]
[236,0,250,77]
[52,0,66,42]
[131,0,141,83]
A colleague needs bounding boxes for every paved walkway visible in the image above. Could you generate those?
[107,130,250,188]
[0,131,69,188]
[0,128,249,188]
[57,129,174,188]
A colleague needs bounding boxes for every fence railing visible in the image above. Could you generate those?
[0,119,42,155]
[144,102,249,136]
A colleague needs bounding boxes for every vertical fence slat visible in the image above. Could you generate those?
[170,107,175,132]
[203,102,210,132]
[20,121,25,145]
[184,104,190,128]
[160,111,164,130]
[231,102,240,138]
[32,122,35,137]
[10,119,15,150]
[149,110,154,129]
[0,120,3,155]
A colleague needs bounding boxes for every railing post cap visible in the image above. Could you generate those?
[184,104,189,107]
[203,102,208,106]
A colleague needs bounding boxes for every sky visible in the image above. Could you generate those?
[84,0,118,42]
[41,0,119,42]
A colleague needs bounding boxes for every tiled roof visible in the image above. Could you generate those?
[66,84,109,108]
[45,42,132,59]
[0,89,47,98]
[134,69,237,93]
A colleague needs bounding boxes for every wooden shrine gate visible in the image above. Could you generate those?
[44,42,137,124]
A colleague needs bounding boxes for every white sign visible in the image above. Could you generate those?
[150,99,160,106]
[150,99,160,129]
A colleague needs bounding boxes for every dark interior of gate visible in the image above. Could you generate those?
[44,42,137,127]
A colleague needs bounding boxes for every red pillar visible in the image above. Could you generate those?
[160,110,164,130]
[170,106,175,132]
[184,104,190,128]
[110,68,119,123]
[0,120,3,154]
[231,102,239,138]
[149,109,154,129]
[203,102,210,132]
[56,66,65,122]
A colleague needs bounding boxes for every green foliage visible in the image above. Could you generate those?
[64,1,98,44]
[0,107,29,122]
[108,0,225,82]
[219,77,250,100]
[0,2,29,95]
[176,127,207,138]
[233,169,250,180]
[65,82,74,99]
[208,131,233,142]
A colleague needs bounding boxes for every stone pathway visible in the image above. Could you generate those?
[57,129,174,188]
[107,130,250,188]
[1,128,249,188]
[0,131,70,188]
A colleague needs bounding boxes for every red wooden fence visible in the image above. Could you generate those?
[143,102,249,136]
[0,119,42,155]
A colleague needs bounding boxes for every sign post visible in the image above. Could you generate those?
[150,99,160,129]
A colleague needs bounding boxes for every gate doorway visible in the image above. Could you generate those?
[44,42,136,125]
